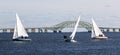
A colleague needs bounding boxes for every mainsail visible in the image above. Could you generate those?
[13,13,28,39]
[91,18,105,37]
[16,13,28,37]
[70,16,80,40]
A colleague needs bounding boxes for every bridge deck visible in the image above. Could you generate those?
[0,21,120,32]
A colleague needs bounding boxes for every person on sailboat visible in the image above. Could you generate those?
[99,34,103,37]
[21,36,24,38]
[91,18,108,39]
[25,37,27,39]
[63,35,71,42]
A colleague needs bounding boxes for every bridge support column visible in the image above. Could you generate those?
[38,28,41,32]
[100,29,104,32]
[10,29,14,32]
[40,29,43,33]
[119,29,120,32]
[3,29,7,32]
[113,29,115,32]
[106,29,110,32]
[58,30,62,33]
[44,29,48,33]
[25,29,29,32]
[27,29,30,32]
[31,28,35,32]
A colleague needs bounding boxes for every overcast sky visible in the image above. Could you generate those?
[0,0,120,28]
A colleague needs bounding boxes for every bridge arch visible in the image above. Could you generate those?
[53,21,92,31]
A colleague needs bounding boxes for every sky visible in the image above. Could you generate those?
[0,0,120,29]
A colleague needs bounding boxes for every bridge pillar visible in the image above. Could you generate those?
[112,28,116,32]
[40,29,43,33]
[37,28,40,32]
[36,28,43,33]
[3,29,7,32]
[58,30,62,33]
[44,29,48,32]
[106,29,110,32]
[31,28,35,32]
[10,29,14,32]
[25,29,29,32]
[38,28,41,32]
[27,28,31,33]
[119,29,120,32]
[101,29,104,32]
[100,29,103,32]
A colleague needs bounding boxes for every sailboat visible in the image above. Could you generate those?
[64,16,80,42]
[91,18,108,39]
[13,13,31,41]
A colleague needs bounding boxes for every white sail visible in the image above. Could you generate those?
[91,18,105,37]
[13,25,18,39]
[16,13,28,37]
[70,16,80,40]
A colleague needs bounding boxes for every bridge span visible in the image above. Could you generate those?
[0,21,120,33]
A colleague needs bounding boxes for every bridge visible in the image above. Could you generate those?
[0,21,120,33]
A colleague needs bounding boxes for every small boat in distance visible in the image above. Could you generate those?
[91,18,108,39]
[64,16,80,42]
[13,13,31,41]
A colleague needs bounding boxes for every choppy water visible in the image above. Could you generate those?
[0,32,120,55]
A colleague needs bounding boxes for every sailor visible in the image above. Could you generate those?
[25,37,27,39]
[21,36,24,38]
[64,35,71,42]
[99,34,103,37]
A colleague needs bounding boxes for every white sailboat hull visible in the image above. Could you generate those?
[13,38,31,41]
[64,39,77,42]
[92,36,108,39]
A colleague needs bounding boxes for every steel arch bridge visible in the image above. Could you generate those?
[0,21,92,33]
[1,20,120,33]
[52,21,92,31]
